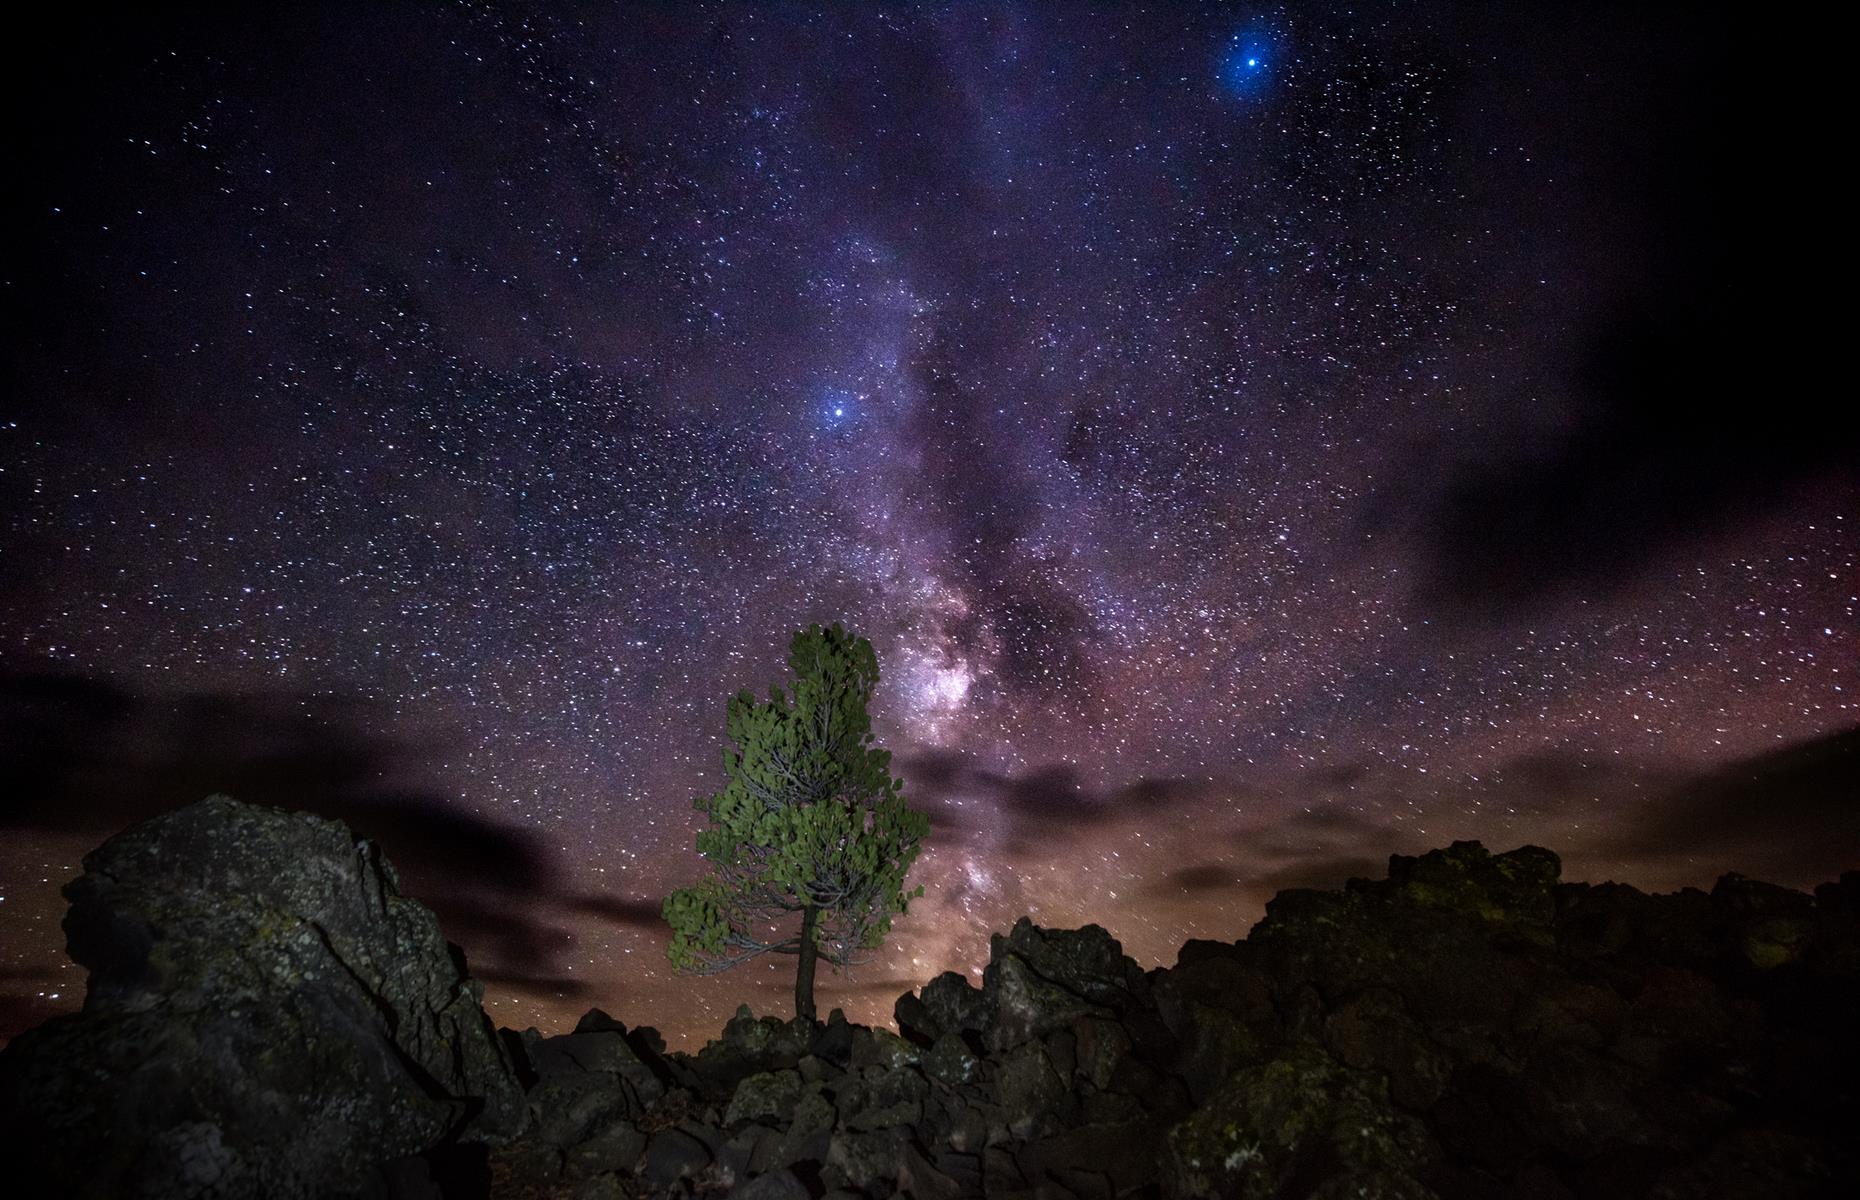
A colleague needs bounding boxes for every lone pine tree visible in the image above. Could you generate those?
[662,622,928,1021]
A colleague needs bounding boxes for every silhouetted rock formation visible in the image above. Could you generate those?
[493,841,1856,1199]
[0,794,525,1199]
[3,804,1856,1199]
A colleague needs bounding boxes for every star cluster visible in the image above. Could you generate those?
[2,4,1851,1045]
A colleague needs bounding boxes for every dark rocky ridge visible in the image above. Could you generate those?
[2,797,1855,1198]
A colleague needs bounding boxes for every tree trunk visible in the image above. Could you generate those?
[794,903,820,1022]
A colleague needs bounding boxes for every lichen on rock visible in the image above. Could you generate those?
[0,794,525,1199]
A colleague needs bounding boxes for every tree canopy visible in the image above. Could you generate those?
[662,622,928,1020]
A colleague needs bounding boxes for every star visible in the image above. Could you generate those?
[0,2,1836,1049]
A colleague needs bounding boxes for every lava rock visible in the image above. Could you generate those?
[1164,1045,1436,1199]
[0,794,524,1199]
[989,919,1148,1008]
[640,1127,710,1186]
[984,952,1113,1052]
[923,1030,982,1087]
[731,1166,813,1200]
[725,1068,806,1127]
[562,1118,646,1178]
[898,971,991,1044]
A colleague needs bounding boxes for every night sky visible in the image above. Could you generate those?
[3,3,1853,1047]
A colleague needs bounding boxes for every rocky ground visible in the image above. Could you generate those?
[2,796,1855,1198]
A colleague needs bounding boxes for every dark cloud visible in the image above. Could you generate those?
[1223,734,1860,897]
[570,893,669,934]
[1236,804,1400,865]
[1613,724,1860,887]
[0,670,584,993]
[1146,824,1389,905]
[830,976,923,1000]
[473,968,599,1002]
[1247,854,1388,895]
[1418,350,1855,616]
[1399,11,1854,615]
[899,748,1211,855]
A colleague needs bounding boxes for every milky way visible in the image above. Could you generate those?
[3,4,1853,1045]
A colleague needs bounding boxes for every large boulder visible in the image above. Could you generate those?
[0,794,525,1198]
[980,920,1144,1052]
[897,970,990,1045]
[987,918,1149,1009]
[683,1004,817,1093]
[1164,1045,1437,1200]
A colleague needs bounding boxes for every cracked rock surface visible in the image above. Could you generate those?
[0,794,525,1199]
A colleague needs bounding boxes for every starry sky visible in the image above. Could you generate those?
[2,3,1854,1047]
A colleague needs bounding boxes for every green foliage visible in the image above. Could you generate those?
[663,622,929,977]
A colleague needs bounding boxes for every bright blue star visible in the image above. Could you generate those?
[822,387,856,429]
[1219,27,1280,99]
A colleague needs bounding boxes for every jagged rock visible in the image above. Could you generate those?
[1322,987,1452,1111]
[994,1039,1069,1139]
[811,1007,856,1065]
[985,952,1113,1051]
[527,1070,635,1149]
[827,1126,912,1189]
[797,1052,835,1084]
[520,1009,670,1102]
[1512,1042,1654,1160]
[1384,841,1563,931]
[687,1006,816,1089]
[750,1088,836,1173]
[515,1015,671,1155]
[990,918,1148,1008]
[1069,1015,1133,1090]
[0,794,524,1199]
[1255,864,1560,1067]
[1713,874,1819,969]
[562,1118,646,1178]
[731,1166,813,1200]
[923,1030,982,1086]
[845,1064,929,1131]
[566,1174,628,1200]
[1647,1126,1843,1199]
[898,971,990,1044]
[1811,871,1860,975]
[983,1144,1026,1193]
[477,847,1860,1196]
[851,1024,924,1071]
[492,1137,566,1188]
[1555,880,1721,975]
[1043,1027,1078,1079]
[13,827,1856,1198]
[927,1089,990,1152]
[714,1123,764,1179]
[1152,950,1277,1103]
[625,848,1853,1193]
[1080,1085,1149,1125]
[640,1127,710,1186]
[935,1148,985,1193]
[899,1141,966,1200]
[725,1068,806,1127]
[1164,1045,1436,1199]
[1017,1121,1166,1195]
